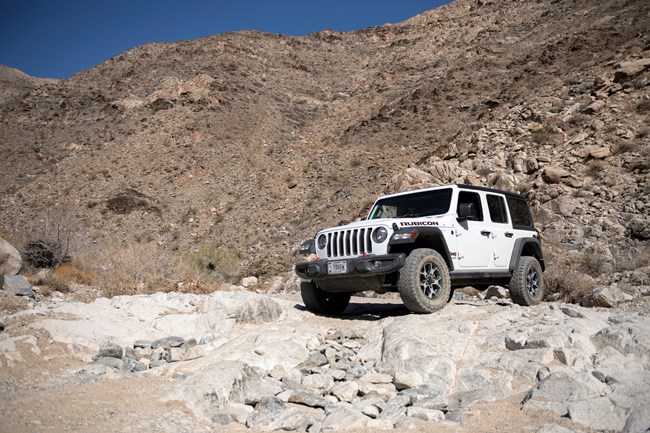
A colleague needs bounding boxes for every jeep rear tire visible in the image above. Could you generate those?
[509,256,544,306]
[398,248,451,313]
[300,280,351,315]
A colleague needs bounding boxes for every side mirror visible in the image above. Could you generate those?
[458,203,477,221]
[299,239,315,255]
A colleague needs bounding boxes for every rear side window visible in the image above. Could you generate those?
[487,194,508,224]
[506,196,533,229]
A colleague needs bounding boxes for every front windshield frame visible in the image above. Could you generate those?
[367,188,453,220]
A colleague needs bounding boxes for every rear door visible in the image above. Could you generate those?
[484,193,515,268]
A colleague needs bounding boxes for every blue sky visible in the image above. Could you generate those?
[0,1,449,79]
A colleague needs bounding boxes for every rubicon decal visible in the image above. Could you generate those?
[399,221,439,226]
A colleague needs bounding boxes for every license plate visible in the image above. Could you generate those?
[328,260,347,275]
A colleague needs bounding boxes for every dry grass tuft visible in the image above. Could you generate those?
[43,262,98,292]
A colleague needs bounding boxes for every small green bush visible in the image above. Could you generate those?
[185,244,241,284]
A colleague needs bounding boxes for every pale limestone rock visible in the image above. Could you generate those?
[0,238,21,276]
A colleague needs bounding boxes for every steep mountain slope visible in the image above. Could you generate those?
[0,0,648,284]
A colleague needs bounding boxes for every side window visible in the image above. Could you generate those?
[457,191,483,221]
[486,194,508,224]
[506,196,533,229]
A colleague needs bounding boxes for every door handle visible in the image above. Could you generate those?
[505,232,513,238]
[480,230,491,237]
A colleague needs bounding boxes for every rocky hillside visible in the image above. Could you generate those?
[0,0,648,286]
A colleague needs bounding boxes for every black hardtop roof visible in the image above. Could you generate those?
[454,184,527,200]
[380,184,527,201]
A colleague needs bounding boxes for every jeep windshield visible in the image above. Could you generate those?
[368,188,453,219]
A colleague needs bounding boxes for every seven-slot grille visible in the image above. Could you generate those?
[323,227,376,258]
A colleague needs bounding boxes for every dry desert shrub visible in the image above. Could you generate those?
[542,244,597,303]
[612,244,650,272]
[531,124,563,146]
[89,242,178,298]
[19,208,76,269]
[42,262,98,293]
[79,241,242,298]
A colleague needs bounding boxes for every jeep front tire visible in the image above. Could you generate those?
[509,256,544,306]
[300,280,351,315]
[398,248,451,313]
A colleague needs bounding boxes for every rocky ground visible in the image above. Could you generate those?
[1,287,649,433]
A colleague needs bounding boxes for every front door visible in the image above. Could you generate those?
[455,191,492,268]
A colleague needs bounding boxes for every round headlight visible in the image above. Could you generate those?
[373,227,388,243]
[317,234,327,249]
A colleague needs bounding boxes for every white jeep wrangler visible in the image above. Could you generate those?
[295,184,545,314]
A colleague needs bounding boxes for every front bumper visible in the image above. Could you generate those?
[295,253,406,280]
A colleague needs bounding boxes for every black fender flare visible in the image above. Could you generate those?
[389,226,455,271]
[509,237,545,271]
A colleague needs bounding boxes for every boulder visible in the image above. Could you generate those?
[2,275,34,297]
[575,145,610,160]
[0,238,22,276]
[541,166,572,184]
[614,58,650,83]
[234,297,283,324]
[543,195,579,216]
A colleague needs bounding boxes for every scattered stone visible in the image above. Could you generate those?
[225,403,255,424]
[133,340,152,348]
[582,99,605,114]
[241,276,258,288]
[297,352,328,371]
[322,407,370,430]
[303,373,334,395]
[406,406,444,422]
[246,397,314,432]
[212,412,233,426]
[94,357,125,372]
[360,403,381,419]
[541,166,572,184]
[445,411,471,423]
[484,285,509,299]
[287,390,329,408]
[330,381,359,402]
[168,345,204,362]
[122,357,148,372]
[151,336,185,349]
[92,342,123,361]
